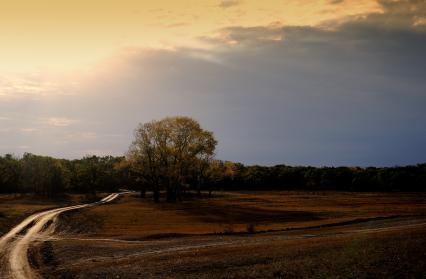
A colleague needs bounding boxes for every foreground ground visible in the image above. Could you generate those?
[0,193,118,279]
[42,219,426,278]
[2,191,426,278]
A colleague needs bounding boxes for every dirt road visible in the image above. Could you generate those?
[0,193,123,279]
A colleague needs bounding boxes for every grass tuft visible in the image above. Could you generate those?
[223,225,234,234]
[246,224,256,234]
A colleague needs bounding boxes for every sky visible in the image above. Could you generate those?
[0,0,425,166]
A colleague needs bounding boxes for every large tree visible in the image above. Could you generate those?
[127,116,217,202]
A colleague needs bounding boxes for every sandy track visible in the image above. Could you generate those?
[0,193,124,279]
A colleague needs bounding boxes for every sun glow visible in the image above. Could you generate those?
[0,0,381,73]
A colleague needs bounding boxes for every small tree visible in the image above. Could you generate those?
[127,116,217,202]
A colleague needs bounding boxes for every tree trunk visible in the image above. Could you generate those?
[197,176,202,198]
[177,184,182,202]
[140,187,146,198]
[166,189,176,202]
[153,188,160,203]
[166,184,177,203]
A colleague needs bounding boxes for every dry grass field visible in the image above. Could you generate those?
[3,191,426,278]
[45,224,426,278]
[58,191,426,239]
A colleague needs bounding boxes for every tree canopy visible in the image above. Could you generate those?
[127,116,217,202]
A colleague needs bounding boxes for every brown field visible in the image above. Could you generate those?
[44,224,426,278]
[3,191,426,278]
[58,191,426,239]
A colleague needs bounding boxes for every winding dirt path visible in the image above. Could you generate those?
[0,193,124,279]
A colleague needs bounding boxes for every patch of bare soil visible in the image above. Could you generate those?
[28,241,59,279]
[55,210,104,235]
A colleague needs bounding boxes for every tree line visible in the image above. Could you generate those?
[0,116,425,200]
[225,163,426,192]
[0,153,125,197]
[0,153,425,199]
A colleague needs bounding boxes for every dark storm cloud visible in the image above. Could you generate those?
[2,0,426,166]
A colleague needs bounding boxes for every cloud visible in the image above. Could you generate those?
[204,25,283,46]
[86,0,424,166]
[218,0,240,9]
[414,16,426,26]
[329,0,345,4]
[19,128,39,133]
[64,132,97,140]
[347,0,426,31]
[0,128,13,133]
[165,22,189,28]
[0,73,78,100]
[1,0,425,166]
[17,145,30,150]
[0,75,49,99]
[44,117,77,127]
